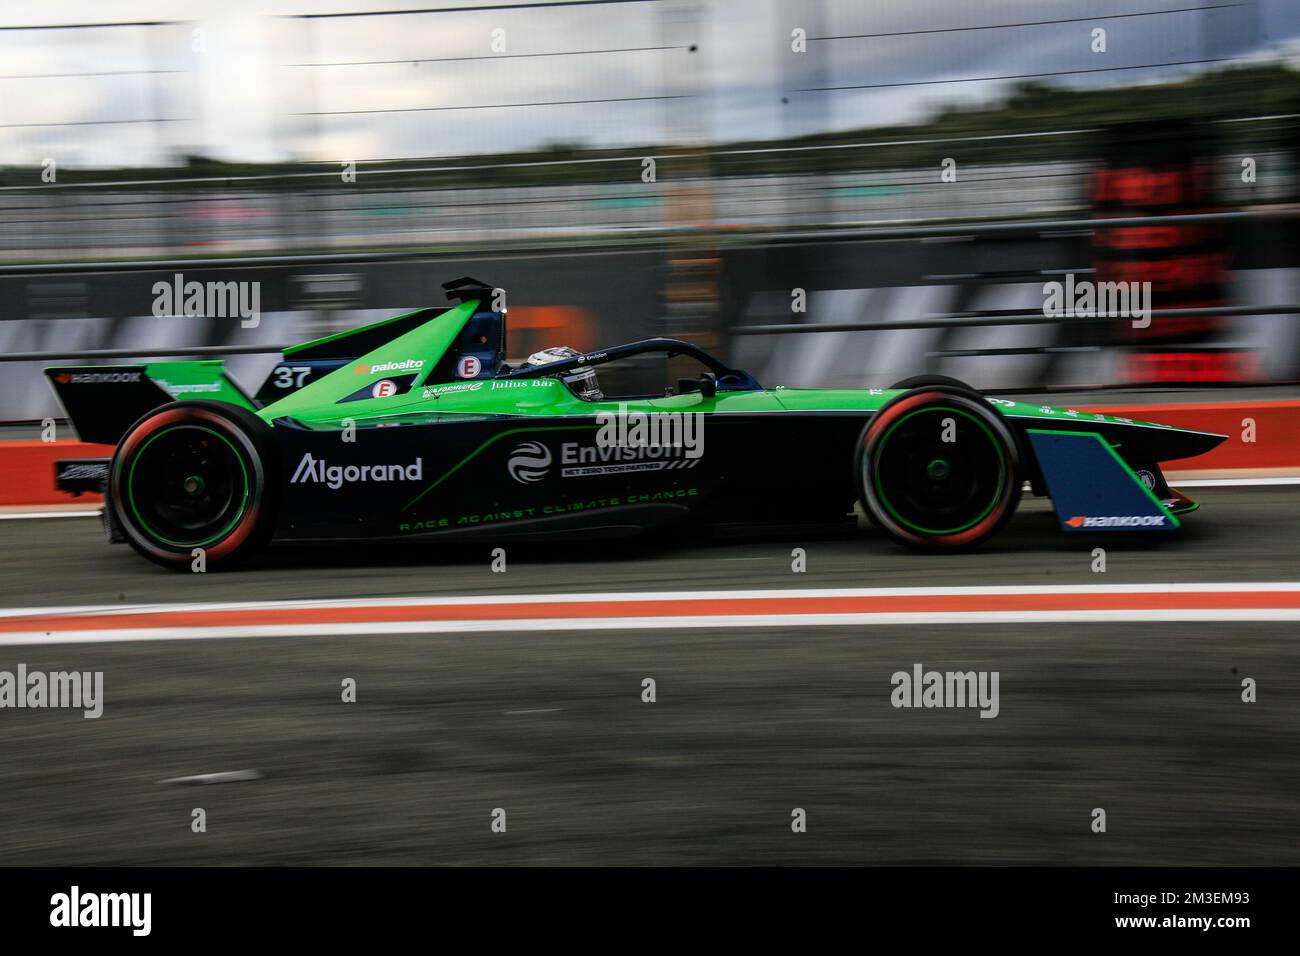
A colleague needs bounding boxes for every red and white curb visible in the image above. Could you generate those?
[1,583,1298,645]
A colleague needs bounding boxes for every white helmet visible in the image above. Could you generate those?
[525,345,604,401]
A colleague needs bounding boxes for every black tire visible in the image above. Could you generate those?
[888,374,979,394]
[108,401,278,570]
[856,387,1021,550]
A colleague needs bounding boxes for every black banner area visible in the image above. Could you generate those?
[0,867,1288,941]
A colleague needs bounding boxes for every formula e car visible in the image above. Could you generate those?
[46,277,1227,570]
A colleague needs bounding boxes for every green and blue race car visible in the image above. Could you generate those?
[46,277,1226,569]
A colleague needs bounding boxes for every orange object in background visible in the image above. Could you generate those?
[0,441,112,506]
[1076,400,1300,473]
[506,306,597,360]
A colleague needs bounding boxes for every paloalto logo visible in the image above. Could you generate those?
[356,359,423,375]
[291,453,423,490]
[507,441,552,483]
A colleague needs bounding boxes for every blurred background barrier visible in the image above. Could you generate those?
[1,1,1298,424]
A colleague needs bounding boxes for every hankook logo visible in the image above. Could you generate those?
[507,441,552,483]
[1066,514,1167,528]
[56,371,143,385]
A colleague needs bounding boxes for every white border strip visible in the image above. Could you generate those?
[0,510,101,520]
[1,608,1298,645]
[1175,477,1300,487]
[3,581,1300,619]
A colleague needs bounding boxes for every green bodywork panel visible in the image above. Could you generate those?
[768,388,1175,429]
[234,299,1184,431]
[259,297,792,427]
[145,361,254,410]
[273,375,790,430]
[257,299,480,423]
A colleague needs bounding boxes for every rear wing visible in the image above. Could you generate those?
[46,279,506,443]
[45,362,254,445]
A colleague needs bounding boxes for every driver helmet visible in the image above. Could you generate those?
[525,345,604,401]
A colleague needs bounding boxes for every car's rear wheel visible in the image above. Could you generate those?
[857,387,1021,550]
[109,401,277,570]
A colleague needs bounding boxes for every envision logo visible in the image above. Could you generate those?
[357,359,423,375]
[507,441,552,483]
[291,453,423,490]
[1066,515,1167,528]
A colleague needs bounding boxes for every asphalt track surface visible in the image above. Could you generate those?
[0,487,1296,865]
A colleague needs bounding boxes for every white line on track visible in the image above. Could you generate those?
[0,583,1298,645]
[9,581,1300,614]
[1174,477,1300,487]
[0,510,101,520]
[3,581,1300,619]
[0,609,1298,646]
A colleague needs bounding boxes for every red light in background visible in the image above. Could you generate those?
[1120,351,1260,384]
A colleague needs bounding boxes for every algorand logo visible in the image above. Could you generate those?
[1066,515,1167,528]
[356,359,423,375]
[507,441,552,483]
[291,453,423,490]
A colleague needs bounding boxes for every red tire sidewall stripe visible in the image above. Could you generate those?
[863,390,1016,547]
[113,406,264,561]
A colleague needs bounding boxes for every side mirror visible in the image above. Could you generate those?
[676,374,717,398]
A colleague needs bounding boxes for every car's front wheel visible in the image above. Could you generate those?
[857,387,1021,550]
[109,401,278,570]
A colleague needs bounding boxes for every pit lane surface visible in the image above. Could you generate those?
[0,487,1296,865]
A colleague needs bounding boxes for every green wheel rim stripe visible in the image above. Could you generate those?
[871,405,1006,536]
[127,425,250,549]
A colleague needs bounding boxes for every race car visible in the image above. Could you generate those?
[46,276,1227,570]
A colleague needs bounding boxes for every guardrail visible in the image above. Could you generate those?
[1,204,1296,362]
[734,305,1300,336]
